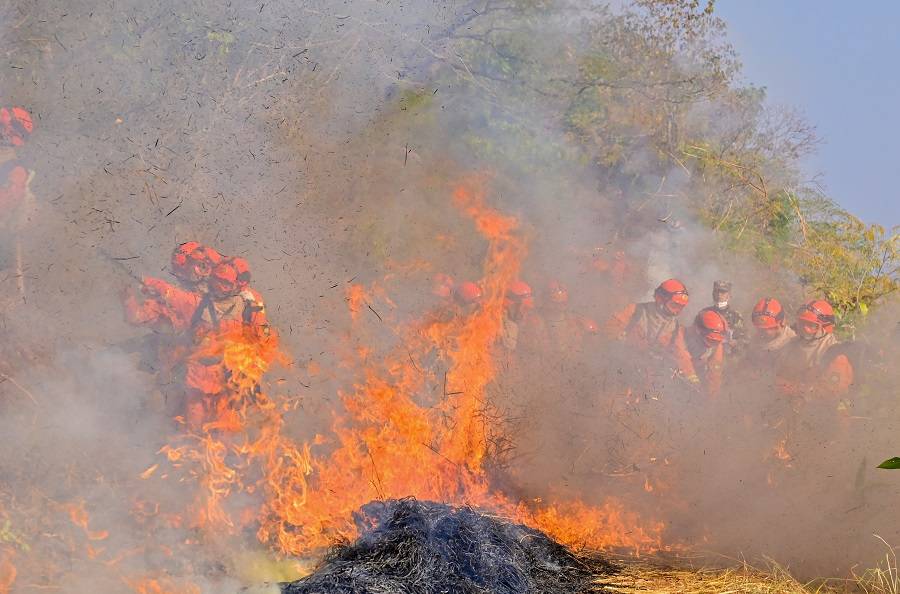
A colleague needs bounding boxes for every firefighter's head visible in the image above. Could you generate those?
[712,280,732,310]
[231,257,251,290]
[210,262,239,297]
[695,309,728,348]
[796,299,835,341]
[431,273,455,299]
[751,297,786,339]
[505,280,533,319]
[171,242,223,285]
[0,107,33,147]
[654,278,689,317]
[455,281,483,306]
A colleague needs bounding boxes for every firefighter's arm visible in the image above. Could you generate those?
[820,354,854,396]
[141,276,172,297]
[672,327,697,380]
[604,303,636,339]
[123,289,162,325]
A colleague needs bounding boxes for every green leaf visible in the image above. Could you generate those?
[877,457,900,469]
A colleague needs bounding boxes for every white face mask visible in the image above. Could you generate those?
[716,301,728,309]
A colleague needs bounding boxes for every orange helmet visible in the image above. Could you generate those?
[171,241,203,281]
[507,280,533,308]
[654,278,689,316]
[210,262,239,296]
[508,280,533,300]
[171,242,222,284]
[455,281,483,304]
[751,297,785,330]
[695,309,728,346]
[231,257,251,289]
[797,299,835,339]
[547,280,568,304]
[431,273,455,298]
[0,107,33,147]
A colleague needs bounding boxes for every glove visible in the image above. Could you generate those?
[685,374,700,384]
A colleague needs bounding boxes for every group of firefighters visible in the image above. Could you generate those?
[122,241,269,429]
[613,279,853,404]
[432,267,854,407]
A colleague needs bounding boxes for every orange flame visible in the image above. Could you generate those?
[152,174,667,565]
[65,501,109,541]
[126,576,200,594]
[250,175,665,556]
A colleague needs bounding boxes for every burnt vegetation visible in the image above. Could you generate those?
[282,499,617,594]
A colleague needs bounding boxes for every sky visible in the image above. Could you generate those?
[716,1,900,226]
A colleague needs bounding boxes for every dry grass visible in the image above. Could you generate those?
[853,535,900,594]
[600,557,844,594]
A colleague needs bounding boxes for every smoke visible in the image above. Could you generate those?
[1,0,898,591]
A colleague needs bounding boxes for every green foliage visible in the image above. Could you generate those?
[877,458,900,470]
[400,0,897,328]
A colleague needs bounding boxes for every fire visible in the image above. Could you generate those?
[524,498,664,553]
[65,501,109,541]
[126,576,200,594]
[248,175,665,556]
[112,173,668,589]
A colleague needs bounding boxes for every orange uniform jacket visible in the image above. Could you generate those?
[684,329,725,397]
[605,302,695,377]
[776,333,854,398]
[0,161,28,217]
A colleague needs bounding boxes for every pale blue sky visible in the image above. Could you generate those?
[717,1,899,226]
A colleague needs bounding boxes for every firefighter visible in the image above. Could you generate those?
[0,106,35,300]
[0,107,33,148]
[454,281,483,314]
[684,309,728,397]
[776,299,854,398]
[605,279,693,375]
[705,280,747,356]
[231,256,268,330]
[183,261,248,429]
[749,297,795,358]
[540,280,576,350]
[500,280,533,351]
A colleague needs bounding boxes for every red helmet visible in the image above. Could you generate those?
[751,297,785,330]
[171,241,203,281]
[797,299,835,338]
[654,278,689,315]
[0,107,33,147]
[432,273,455,298]
[171,242,222,284]
[507,280,533,300]
[695,309,728,346]
[547,280,568,304]
[231,257,251,289]
[455,281,483,304]
[210,262,239,296]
